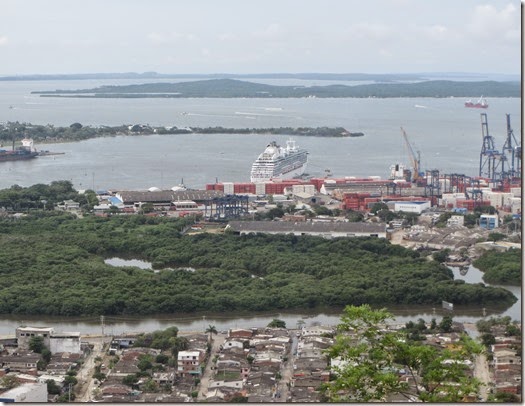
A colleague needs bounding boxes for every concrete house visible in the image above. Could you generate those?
[16,326,82,354]
[16,327,53,351]
[0,353,41,372]
[222,339,244,350]
[177,350,205,377]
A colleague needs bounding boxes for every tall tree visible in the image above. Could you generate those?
[29,335,46,353]
[205,324,218,343]
[267,319,286,328]
[322,304,483,402]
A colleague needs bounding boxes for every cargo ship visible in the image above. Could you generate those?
[250,139,308,183]
[465,96,488,109]
[0,138,38,162]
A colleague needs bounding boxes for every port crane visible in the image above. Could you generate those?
[400,127,422,183]
[479,113,503,182]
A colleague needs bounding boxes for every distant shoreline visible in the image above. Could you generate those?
[29,78,521,98]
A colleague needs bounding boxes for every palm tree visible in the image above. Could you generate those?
[205,324,218,343]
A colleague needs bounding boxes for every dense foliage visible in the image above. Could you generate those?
[0,180,96,211]
[0,121,357,144]
[473,249,521,286]
[0,212,515,317]
[31,78,520,98]
[323,305,483,402]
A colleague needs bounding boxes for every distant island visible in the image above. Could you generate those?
[30,78,521,98]
[0,122,363,144]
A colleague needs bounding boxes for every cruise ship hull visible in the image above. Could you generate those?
[250,163,307,183]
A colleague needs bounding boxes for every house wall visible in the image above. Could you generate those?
[223,341,244,350]
[16,328,53,351]
[50,337,81,354]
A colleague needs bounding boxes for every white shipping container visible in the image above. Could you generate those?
[501,193,514,206]
[486,193,502,208]
[439,179,450,189]
[510,188,521,198]
[292,185,305,193]
[510,197,522,206]
[223,182,234,194]
[502,196,512,206]
[304,185,316,195]
[440,194,457,207]
[255,183,266,195]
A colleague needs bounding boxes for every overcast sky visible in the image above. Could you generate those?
[0,0,521,75]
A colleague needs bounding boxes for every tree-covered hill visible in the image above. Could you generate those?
[0,210,516,316]
[32,78,521,98]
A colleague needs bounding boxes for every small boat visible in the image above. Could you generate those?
[465,96,488,109]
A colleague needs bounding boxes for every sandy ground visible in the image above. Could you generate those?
[74,336,112,402]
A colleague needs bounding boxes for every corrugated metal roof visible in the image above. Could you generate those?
[227,221,385,234]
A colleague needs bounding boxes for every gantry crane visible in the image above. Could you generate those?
[400,127,421,183]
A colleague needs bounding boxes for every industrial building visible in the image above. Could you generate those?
[226,221,387,239]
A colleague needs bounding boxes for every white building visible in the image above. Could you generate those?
[16,327,53,351]
[177,350,204,376]
[0,382,48,403]
[447,215,465,227]
[392,201,431,214]
[16,326,82,354]
[50,332,81,354]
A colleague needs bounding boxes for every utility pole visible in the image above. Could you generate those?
[100,315,105,336]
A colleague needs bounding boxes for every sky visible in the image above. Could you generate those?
[0,0,521,75]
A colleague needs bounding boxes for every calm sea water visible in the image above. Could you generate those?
[0,79,521,190]
[0,79,520,334]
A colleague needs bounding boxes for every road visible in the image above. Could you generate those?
[275,333,297,402]
[197,333,226,401]
[473,352,491,401]
[75,336,111,402]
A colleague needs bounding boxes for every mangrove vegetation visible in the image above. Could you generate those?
[473,248,522,286]
[0,121,360,145]
[0,207,516,317]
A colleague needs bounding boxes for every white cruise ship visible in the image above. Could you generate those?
[250,139,308,183]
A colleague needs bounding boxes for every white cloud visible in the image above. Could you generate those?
[147,31,196,44]
[251,23,284,40]
[424,25,449,40]
[466,3,519,42]
[0,36,8,46]
[347,22,392,41]
[218,33,236,41]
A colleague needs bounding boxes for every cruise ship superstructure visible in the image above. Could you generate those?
[250,139,308,183]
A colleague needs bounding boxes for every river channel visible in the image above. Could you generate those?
[0,258,519,337]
